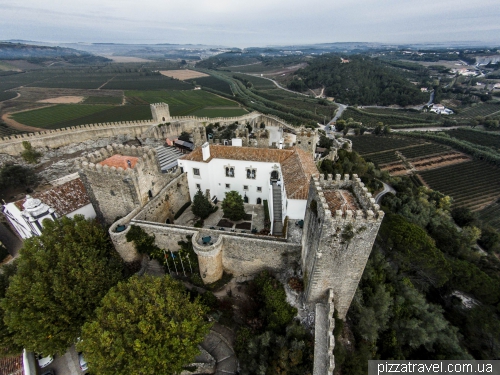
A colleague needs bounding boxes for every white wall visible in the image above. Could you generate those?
[3,203,43,239]
[286,199,307,220]
[66,204,97,219]
[180,157,283,205]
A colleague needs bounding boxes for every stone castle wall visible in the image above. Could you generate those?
[302,174,384,318]
[313,290,336,375]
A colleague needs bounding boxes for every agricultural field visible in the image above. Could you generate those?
[349,135,424,154]
[186,76,233,96]
[0,122,22,138]
[274,98,336,119]
[101,74,193,90]
[11,104,113,128]
[478,201,500,231]
[0,91,17,102]
[358,150,400,165]
[26,74,116,89]
[341,107,436,127]
[82,96,124,105]
[363,107,440,121]
[232,73,276,89]
[125,90,241,117]
[189,108,248,118]
[445,128,500,151]
[398,143,450,159]
[418,160,500,210]
[452,102,500,119]
[159,70,209,80]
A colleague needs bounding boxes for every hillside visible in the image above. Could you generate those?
[290,55,428,106]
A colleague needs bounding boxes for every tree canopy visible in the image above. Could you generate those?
[78,275,212,375]
[222,191,246,221]
[0,163,38,201]
[192,190,215,219]
[1,216,123,355]
[0,262,23,358]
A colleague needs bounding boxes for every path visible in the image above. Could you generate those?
[243,73,310,97]
[394,125,469,132]
[330,103,347,123]
[1,113,44,132]
[374,181,396,204]
[200,323,238,375]
[97,76,116,90]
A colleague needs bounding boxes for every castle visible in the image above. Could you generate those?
[2,103,383,375]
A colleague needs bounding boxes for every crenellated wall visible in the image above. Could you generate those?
[76,143,179,224]
[313,289,336,375]
[302,174,384,318]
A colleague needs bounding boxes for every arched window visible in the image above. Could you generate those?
[271,171,279,180]
[257,198,262,205]
[244,195,248,203]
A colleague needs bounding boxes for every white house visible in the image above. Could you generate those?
[430,104,454,115]
[2,176,96,239]
[178,142,318,222]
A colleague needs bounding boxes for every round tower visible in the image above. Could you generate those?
[192,233,223,284]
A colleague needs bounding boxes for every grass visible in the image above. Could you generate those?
[82,96,123,105]
[12,104,113,128]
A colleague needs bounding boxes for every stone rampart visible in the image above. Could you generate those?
[313,289,336,375]
[108,207,144,263]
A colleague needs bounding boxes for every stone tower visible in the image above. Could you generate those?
[301,174,384,318]
[296,127,319,156]
[150,102,171,123]
[76,144,169,224]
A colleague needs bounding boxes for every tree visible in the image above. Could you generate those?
[0,163,38,200]
[1,216,123,355]
[20,141,42,164]
[78,275,212,375]
[222,191,245,221]
[192,190,215,219]
[0,262,23,358]
[178,131,191,142]
[451,207,477,227]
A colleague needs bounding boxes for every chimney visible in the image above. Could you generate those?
[202,142,210,161]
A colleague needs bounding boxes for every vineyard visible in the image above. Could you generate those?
[418,160,500,210]
[397,143,450,159]
[340,107,436,127]
[362,150,400,165]
[186,76,233,96]
[348,135,424,154]
[445,128,500,151]
[82,96,124,105]
[478,201,500,231]
[452,102,500,119]
[0,122,22,138]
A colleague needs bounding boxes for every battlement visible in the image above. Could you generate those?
[312,174,384,222]
[296,126,318,137]
[75,144,159,175]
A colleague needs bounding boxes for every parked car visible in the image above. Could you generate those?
[37,354,54,368]
[78,352,88,372]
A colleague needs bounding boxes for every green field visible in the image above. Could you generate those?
[82,96,124,105]
[362,150,400,165]
[102,75,192,90]
[12,104,113,128]
[232,73,276,89]
[0,122,22,138]
[186,76,233,96]
[341,107,436,127]
[125,90,240,116]
[189,108,248,118]
[453,103,500,119]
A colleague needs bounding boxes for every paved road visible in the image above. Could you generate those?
[375,181,396,205]
[330,103,347,123]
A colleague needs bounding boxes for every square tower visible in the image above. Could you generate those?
[150,102,171,123]
[301,173,384,318]
[76,144,168,224]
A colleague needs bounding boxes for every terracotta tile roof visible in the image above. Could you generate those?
[15,178,91,216]
[323,189,359,213]
[0,355,23,375]
[281,148,319,199]
[181,145,295,164]
[98,154,138,169]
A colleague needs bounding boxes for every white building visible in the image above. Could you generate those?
[2,176,96,239]
[178,142,319,224]
[430,104,454,115]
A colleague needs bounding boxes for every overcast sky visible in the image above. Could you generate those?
[1,0,500,47]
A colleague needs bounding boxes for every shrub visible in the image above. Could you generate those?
[288,277,304,292]
[20,141,42,164]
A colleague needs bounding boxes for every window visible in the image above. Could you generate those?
[225,166,235,177]
[257,198,262,204]
[225,184,230,189]
[257,187,262,192]
[193,168,200,176]
[246,168,256,179]
[243,185,248,190]
[196,184,201,189]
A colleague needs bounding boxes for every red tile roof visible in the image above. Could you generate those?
[323,189,359,213]
[182,145,319,200]
[0,355,23,375]
[15,178,91,216]
[98,154,138,169]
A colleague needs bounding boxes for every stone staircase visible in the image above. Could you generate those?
[199,323,238,375]
[155,146,184,172]
[272,183,283,236]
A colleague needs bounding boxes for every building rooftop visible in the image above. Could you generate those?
[14,177,91,216]
[98,154,138,169]
[0,355,23,375]
[323,189,359,214]
[181,145,319,200]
